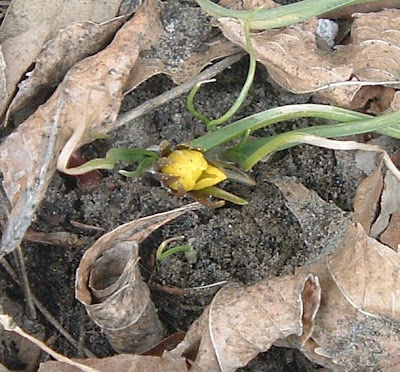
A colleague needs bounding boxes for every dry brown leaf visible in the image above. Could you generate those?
[380,207,400,251]
[0,0,161,257]
[8,17,127,120]
[295,224,400,370]
[0,45,6,108]
[124,1,240,91]
[216,7,400,108]
[170,273,321,371]
[219,0,278,10]
[350,86,396,113]
[353,164,383,234]
[0,0,123,120]
[38,353,189,372]
[275,178,400,370]
[353,160,400,249]
[75,204,200,354]
[274,177,351,263]
[370,170,400,238]
[324,0,400,18]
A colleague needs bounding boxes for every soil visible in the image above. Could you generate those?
[0,1,366,371]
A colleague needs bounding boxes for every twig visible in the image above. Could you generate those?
[150,281,226,296]
[0,181,36,319]
[14,246,37,319]
[112,53,245,132]
[300,79,400,94]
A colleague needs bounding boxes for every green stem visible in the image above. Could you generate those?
[206,15,257,130]
[119,156,156,178]
[187,12,257,130]
[157,245,192,260]
[192,104,372,151]
[199,186,248,205]
[238,109,400,169]
[187,80,213,124]
[197,0,377,30]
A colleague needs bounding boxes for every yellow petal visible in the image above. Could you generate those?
[193,164,227,190]
[161,150,208,191]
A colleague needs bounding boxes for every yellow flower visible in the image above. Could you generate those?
[161,149,227,191]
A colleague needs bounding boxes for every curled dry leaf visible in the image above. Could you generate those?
[75,204,200,354]
[170,273,321,371]
[0,0,161,257]
[0,0,124,120]
[276,177,400,370]
[216,7,400,109]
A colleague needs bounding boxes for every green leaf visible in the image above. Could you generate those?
[197,0,377,30]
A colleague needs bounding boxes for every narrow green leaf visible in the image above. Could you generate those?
[197,0,377,30]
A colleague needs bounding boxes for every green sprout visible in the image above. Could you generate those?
[156,236,196,262]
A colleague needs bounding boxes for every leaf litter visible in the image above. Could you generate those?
[1,0,400,370]
[36,175,400,371]
[0,0,125,120]
[215,3,400,110]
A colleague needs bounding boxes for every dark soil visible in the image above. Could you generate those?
[0,1,365,370]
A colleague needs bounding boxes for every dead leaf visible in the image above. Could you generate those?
[353,164,383,234]
[124,1,239,91]
[380,207,400,251]
[170,273,320,371]
[0,0,124,120]
[142,332,186,357]
[353,158,400,249]
[75,204,201,353]
[370,170,400,238]
[350,86,396,114]
[324,0,400,18]
[273,177,351,263]
[0,0,160,257]
[221,0,279,10]
[215,7,400,108]
[38,353,189,372]
[275,178,400,370]
[0,45,6,108]
[8,17,127,121]
[294,224,400,370]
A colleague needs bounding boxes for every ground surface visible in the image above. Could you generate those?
[0,1,366,370]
